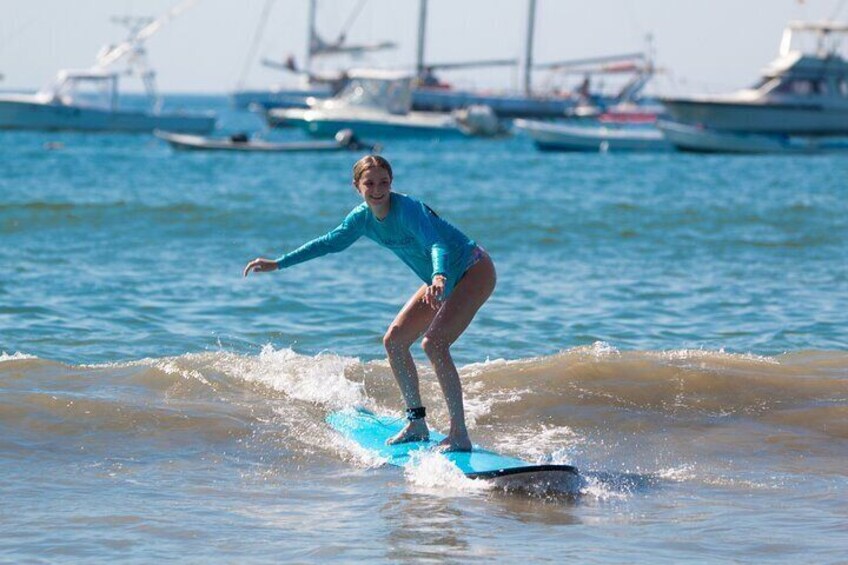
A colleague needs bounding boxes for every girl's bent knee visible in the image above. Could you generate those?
[383,326,410,353]
[421,335,449,359]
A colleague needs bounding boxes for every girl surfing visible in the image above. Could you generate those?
[244,155,496,452]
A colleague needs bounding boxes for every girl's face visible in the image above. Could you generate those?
[355,166,392,218]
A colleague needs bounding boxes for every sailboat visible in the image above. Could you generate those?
[265,68,494,139]
[243,0,648,120]
[410,0,654,119]
[231,0,396,111]
[0,0,215,134]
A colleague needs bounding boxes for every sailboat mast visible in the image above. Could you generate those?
[416,0,428,77]
[305,0,317,72]
[523,0,537,96]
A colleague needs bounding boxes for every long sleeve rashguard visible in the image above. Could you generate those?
[274,193,477,297]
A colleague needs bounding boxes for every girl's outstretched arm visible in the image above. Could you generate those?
[244,206,367,278]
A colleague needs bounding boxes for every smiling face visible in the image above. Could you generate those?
[354,165,393,219]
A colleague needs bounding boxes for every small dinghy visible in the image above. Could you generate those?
[155,128,379,153]
[514,118,672,153]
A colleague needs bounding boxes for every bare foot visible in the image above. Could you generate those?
[435,435,472,453]
[386,420,429,445]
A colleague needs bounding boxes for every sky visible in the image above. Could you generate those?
[1,0,845,96]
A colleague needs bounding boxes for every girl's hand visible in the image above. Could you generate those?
[425,275,446,310]
[243,258,278,277]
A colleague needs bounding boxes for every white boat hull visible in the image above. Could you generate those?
[661,98,848,135]
[515,118,671,152]
[268,107,467,139]
[656,120,848,153]
[0,98,215,134]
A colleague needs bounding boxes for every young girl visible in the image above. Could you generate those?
[244,155,496,452]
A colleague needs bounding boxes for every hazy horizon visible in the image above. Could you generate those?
[1,0,845,96]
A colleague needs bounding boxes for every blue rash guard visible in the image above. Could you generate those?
[274,193,477,297]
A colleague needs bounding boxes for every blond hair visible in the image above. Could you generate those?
[352,155,393,185]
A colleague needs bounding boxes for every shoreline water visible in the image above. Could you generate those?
[1,95,846,562]
[2,345,846,562]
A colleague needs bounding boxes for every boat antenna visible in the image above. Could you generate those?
[236,0,276,90]
[95,0,199,69]
[335,0,369,45]
[94,0,199,112]
[416,0,428,77]
[309,0,395,60]
[523,0,537,96]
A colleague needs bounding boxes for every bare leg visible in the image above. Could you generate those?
[383,284,437,444]
[422,253,496,452]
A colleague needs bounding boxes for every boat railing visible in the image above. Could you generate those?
[780,20,848,57]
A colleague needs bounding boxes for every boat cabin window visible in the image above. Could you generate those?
[53,76,120,110]
[772,78,822,96]
[751,77,773,90]
[338,78,412,114]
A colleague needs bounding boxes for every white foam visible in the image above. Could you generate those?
[578,474,630,501]
[656,464,696,482]
[493,424,582,466]
[226,345,367,409]
[330,434,388,469]
[153,358,212,386]
[456,379,489,426]
[654,348,779,365]
[0,351,36,362]
[404,451,492,495]
[588,341,621,357]
[461,357,511,377]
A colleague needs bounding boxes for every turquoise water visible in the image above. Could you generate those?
[1,95,847,562]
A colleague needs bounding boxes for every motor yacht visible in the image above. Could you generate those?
[661,21,848,136]
[0,2,215,134]
[0,69,214,134]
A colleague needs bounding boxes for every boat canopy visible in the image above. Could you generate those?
[345,69,417,82]
[34,68,121,109]
[780,20,848,57]
[55,69,120,81]
[786,21,848,33]
[331,69,415,114]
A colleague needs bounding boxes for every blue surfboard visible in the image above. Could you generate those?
[326,407,578,485]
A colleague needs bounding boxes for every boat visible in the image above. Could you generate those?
[0,1,215,134]
[231,0,396,111]
[415,51,658,120]
[155,128,379,153]
[0,69,215,134]
[409,0,657,119]
[246,0,653,120]
[660,21,848,136]
[266,69,503,139]
[656,120,848,154]
[514,118,672,152]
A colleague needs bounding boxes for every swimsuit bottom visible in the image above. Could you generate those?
[459,245,488,282]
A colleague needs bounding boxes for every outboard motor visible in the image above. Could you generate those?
[335,128,380,153]
[454,104,505,137]
[335,128,356,147]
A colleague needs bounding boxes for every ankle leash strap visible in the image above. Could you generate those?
[406,407,426,421]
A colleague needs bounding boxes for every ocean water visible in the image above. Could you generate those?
[1,95,846,562]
